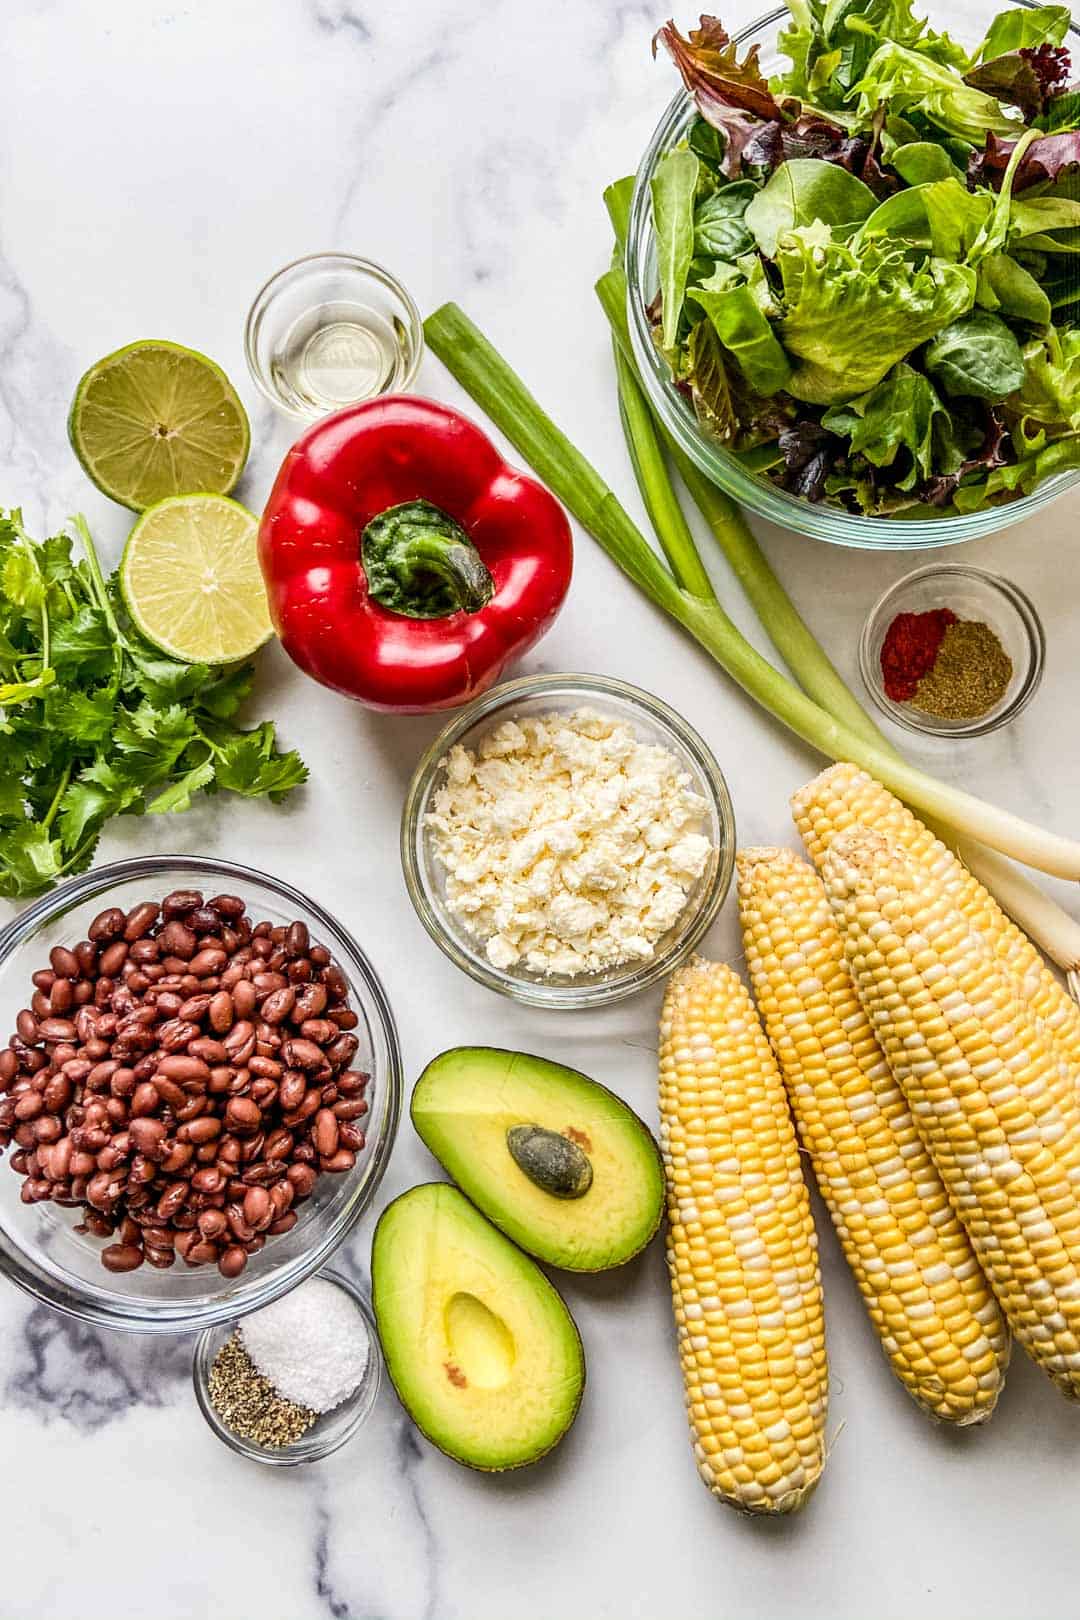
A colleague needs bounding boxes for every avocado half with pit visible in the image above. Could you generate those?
[411,1047,664,1271]
[372,1182,585,1470]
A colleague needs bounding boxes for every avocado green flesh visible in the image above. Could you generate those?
[371,1183,585,1471]
[411,1048,664,1271]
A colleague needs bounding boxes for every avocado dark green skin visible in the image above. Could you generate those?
[410,1047,665,1272]
[370,1183,587,1473]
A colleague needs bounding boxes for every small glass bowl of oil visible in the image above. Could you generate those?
[244,252,423,420]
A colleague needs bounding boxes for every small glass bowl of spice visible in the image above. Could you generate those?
[859,565,1045,739]
[193,1269,381,1465]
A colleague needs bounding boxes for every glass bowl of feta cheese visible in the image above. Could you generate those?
[400,672,735,1008]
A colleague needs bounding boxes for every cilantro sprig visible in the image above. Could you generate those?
[0,510,307,898]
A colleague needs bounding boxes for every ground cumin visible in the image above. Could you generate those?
[911,619,1012,721]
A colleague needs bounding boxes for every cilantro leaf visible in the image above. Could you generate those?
[0,668,56,706]
[50,603,117,679]
[146,756,217,814]
[43,684,115,742]
[0,823,63,897]
[198,663,255,720]
[3,551,42,616]
[57,759,145,850]
[124,645,213,705]
[112,699,197,777]
[213,724,309,801]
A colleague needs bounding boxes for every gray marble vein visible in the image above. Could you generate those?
[7,1304,190,1430]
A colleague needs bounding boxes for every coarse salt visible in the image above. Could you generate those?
[239,1277,370,1414]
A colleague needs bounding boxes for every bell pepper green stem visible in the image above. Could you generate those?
[423,301,1080,880]
[361,499,494,619]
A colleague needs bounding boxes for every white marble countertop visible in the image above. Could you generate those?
[2,2,1080,1615]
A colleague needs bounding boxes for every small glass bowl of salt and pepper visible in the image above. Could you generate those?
[859,564,1046,739]
[193,1269,382,1466]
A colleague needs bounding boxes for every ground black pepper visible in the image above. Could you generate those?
[911,620,1012,721]
[208,1332,318,1448]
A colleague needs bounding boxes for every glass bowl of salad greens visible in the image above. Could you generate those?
[627,0,1080,547]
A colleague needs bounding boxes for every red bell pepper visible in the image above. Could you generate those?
[258,396,573,712]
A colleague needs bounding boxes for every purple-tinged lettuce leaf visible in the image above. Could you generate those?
[922,407,1009,505]
[970,127,1080,188]
[965,52,1053,119]
[1020,42,1070,96]
[776,420,843,500]
[654,17,782,120]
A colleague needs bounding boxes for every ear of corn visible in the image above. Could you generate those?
[658,956,828,1513]
[822,826,1080,1400]
[737,846,1010,1425]
[792,763,1080,1079]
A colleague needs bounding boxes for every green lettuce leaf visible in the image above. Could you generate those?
[822,362,952,487]
[651,149,700,351]
[976,252,1052,322]
[776,225,976,403]
[890,141,965,184]
[851,41,1021,140]
[953,430,1080,509]
[924,310,1026,399]
[1012,326,1080,430]
[681,318,738,441]
[976,3,1070,60]
[694,181,757,260]
[744,158,878,256]
[1038,90,1080,133]
[857,185,934,244]
[689,268,793,394]
[776,0,968,104]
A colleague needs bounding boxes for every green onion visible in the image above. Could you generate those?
[424,300,1080,882]
[596,264,893,757]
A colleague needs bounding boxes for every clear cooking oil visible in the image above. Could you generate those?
[270,300,412,416]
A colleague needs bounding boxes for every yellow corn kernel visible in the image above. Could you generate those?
[823,826,1080,1400]
[737,846,1009,1424]
[792,762,1080,1077]
[658,956,828,1512]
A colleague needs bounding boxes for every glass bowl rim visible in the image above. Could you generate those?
[625,0,1080,551]
[857,562,1046,737]
[191,1267,383,1466]
[399,671,737,1009]
[243,249,425,417]
[0,854,402,1334]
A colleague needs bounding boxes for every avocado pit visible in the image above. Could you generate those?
[507,1123,593,1199]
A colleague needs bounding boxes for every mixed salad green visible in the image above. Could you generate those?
[651,2,1080,513]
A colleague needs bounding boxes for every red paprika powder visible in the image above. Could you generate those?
[880,608,957,702]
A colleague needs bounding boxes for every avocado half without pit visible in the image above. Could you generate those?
[411,1047,665,1271]
[371,1183,586,1471]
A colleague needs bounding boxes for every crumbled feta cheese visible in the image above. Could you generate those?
[426,707,715,976]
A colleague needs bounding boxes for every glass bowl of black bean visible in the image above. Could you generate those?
[0,856,402,1333]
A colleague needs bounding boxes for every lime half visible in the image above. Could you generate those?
[69,340,250,510]
[120,494,272,664]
